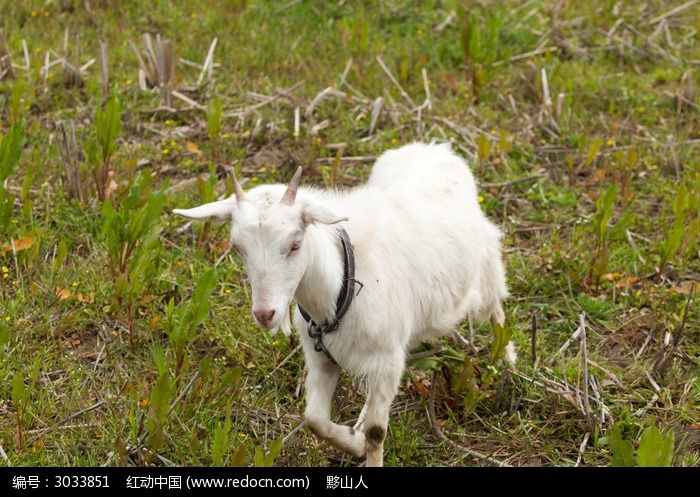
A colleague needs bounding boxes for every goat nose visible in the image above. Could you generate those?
[254,308,276,327]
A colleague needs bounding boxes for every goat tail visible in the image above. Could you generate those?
[478,237,509,323]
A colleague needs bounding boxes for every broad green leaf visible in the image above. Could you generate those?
[265,438,283,466]
[0,120,25,233]
[253,446,264,467]
[0,120,25,182]
[585,138,603,167]
[661,219,685,265]
[0,322,9,350]
[149,373,173,423]
[608,208,634,239]
[149,341,167,377]
[191,269,217,327]
[452,357,480,415]
[590,244,609,283]
[457,6,474,63]
[231,444,248,467]
[607,423,635,467]
[95,97,122,164]
[637,424,674,467]
[253,438,283,467]
[490,322,512,362]
[221,367,242,392]
[207,98,223,141]
[146,372,173,452]
[477,134,491,161]
[211,415,232,466]
[683,218,700,256]
[53,240,68,272]
[11,373,29,405]
[410,356,442,372]
[673,183,688,218]
[593,184,618,240]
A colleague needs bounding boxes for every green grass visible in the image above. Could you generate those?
[0,0,699,467]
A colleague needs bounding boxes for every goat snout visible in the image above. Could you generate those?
[253,308,276,328]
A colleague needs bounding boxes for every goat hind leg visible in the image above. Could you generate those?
[363,363,403,467]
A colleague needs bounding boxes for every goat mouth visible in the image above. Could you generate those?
[254,305,292,336]
[254,317,277,329]
[253,310,283,330]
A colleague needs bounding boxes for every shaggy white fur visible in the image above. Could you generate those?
[174,142,512,467]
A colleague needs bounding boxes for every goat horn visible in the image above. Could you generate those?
[280,166,303,205]
[231,169,246,204]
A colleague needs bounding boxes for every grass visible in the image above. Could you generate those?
[0,0,699,467]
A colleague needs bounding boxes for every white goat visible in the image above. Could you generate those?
[174,142,512,467]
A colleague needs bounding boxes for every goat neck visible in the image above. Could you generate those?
[294,223,345,325]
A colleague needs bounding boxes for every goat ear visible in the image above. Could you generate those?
[302,203,348,226]
[172,197,236,222]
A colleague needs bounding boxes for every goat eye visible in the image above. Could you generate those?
[288,241,301,255]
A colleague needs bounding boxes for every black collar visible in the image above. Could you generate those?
[297,227,359,366]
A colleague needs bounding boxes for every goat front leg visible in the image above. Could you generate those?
[363,360,403,467]
[304,356,367,458]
